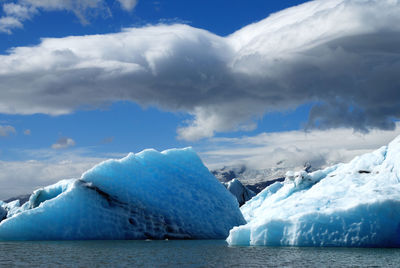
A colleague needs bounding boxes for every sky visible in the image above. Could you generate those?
[0,0,400,199]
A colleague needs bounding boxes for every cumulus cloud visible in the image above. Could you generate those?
[0,0,138,33]
[0,125,16,136]
[0,0,399,139]
[199,123,400,170]
[51,137,76,149]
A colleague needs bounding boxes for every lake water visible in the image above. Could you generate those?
[1,240,399,267]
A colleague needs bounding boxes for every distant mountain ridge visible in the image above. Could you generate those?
[212,162,315,194]
[4,194,30,205]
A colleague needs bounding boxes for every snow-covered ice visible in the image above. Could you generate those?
[0,148,245,240]
[223,179,255,206]
[227,135,400,247]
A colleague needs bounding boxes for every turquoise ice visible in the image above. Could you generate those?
[0,148,245,240]
[227,136,400,247]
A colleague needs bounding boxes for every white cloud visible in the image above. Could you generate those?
[117,0,137,11]
[0,0,399,139]
[0,147,129,200]
[51,137,76,149]
[0,153,105,199]
[0,0,138,33]
[0,16,23,33]
[0,125,16,136]
[3,3,37,19]
[199,124,400,170]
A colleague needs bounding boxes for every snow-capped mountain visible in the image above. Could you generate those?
[212,162,314,193]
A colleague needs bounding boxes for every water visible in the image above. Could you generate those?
[0,240,399,267]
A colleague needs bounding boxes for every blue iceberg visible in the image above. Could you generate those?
[227,136,400,247]
[0,148,245,240]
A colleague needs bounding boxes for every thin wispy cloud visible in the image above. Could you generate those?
[117,0,138,11]
[0,0,139,34]
[51,137,76,149]
[0,147,132,199]
[0,0,399,140]
[101,136,114,144]
[0,125,16,137]
[0,153,105,199]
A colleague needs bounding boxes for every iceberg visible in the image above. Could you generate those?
[227,136,400,247]
[0,148,245,240]
[1,199,23,218]
[223,179,256,206]
[0,205,6,222]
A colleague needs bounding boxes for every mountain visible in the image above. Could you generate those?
[212,162,314,194]
[4,194,30,205]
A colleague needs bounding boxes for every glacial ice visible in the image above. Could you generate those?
[0,205,6,221]
[0,148,245,240]
[223,179,255,206]
[227,135,400,247]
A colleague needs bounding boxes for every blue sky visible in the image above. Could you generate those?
[0,0,400,198]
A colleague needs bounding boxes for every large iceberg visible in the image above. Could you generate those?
[0,148,245,240]
[227,136,400,247]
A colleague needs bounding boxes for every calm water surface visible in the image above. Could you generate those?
[0,240,399,267]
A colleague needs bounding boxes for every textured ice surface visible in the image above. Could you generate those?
[223,179,255,206]
[227,136,400,247]
[1,200,24,219]
[0,205,6,221]
[0,148,245,240]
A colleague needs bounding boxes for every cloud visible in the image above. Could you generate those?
[199,123,400,170]
[3,3,37,19]
[0,0,138,33]
[0,0,399,139]
[0,125,16,136]
[0,16,23,33]
[0,147,128,199]
[0,152,105,199]
[101,136,114,144]
[117,0,138,11]
[51,137,76,149]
